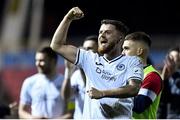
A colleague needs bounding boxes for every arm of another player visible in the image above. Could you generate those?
[18,104,45,119]
[61,60,75,100]
[50,7,84,63]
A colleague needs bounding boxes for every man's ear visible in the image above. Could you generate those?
[137,48,143,56]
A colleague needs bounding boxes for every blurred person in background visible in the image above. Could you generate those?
[158,46,180,119]
[18,46,67,119]
[61,35,98,119]
[122,31,163,119]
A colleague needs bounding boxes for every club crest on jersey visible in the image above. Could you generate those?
[116,64,125,71]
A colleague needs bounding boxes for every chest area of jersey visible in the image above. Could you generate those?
[93,61,127,82]
[31,80,61,101]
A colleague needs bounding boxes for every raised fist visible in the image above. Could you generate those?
[66,7,84,20]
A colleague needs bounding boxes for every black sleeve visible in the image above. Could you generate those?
[133,95,152,113]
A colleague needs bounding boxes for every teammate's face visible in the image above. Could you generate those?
[35,52,54,74]
[83,40,98,52]
[122,40,139,56]
[169,50,180,67]
[98,24,122,54]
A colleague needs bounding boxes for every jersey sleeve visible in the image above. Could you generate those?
[138,72,162,101]
[19,78,32,105]
[126,56,144,81]
[74,49,96,74]
[74,49,87,68]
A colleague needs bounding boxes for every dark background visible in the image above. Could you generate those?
[0,0,179,38]
[42,0,180,37]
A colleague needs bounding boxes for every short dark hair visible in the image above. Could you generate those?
[84,35,98,43]
[37,46,58,62]
[168,46,180,54]
[101,19,129,35]
[125,31,151,47]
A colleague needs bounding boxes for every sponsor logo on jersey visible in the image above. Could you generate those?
[96,67,117,82]
[96,67,101,74]
[95,62,104,67]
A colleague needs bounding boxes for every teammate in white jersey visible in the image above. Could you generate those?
[50,7,143,119]
[61,35,98,119]
[19,46,66,119]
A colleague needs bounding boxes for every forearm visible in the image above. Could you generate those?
[61,79,71,100]
[19,104,44,119]
[50,16,72,52]
[51,7,84,52]
[19,111,46,119]
[61,61,75,100]
[88,80,141,99]
[50,7,84,63]
[102,85,139,98]
[19,110,34,119]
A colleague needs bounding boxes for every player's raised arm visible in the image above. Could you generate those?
[50,7,84,63]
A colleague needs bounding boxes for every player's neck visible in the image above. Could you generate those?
[105,48,121,60]
[104,53,121,61]
[46,70,57,80]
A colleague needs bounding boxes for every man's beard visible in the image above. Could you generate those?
[98,42,116,54]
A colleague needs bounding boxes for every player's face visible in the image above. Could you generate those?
[98,24,121,54]
[122,40,139,56]
[169,50,180,67]
[83,40,98,52]
[35,52,54,74]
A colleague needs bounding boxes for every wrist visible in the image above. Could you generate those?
[64,14,73,21]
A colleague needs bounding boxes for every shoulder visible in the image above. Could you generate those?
[122,55,140,59]
[122,55,143,68]
[143,72,163,94]
[21,74,40,92]
[122,55,142,63]
[145,72,162,84]
[79,49,99,58]
[23,73,39,83]
[22,73,43,86]
[75,49,99,65]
